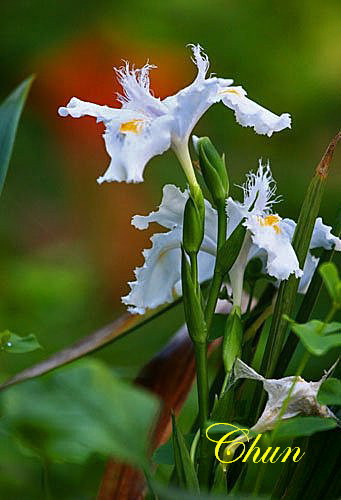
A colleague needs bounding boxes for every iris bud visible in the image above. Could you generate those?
[195,136,229,207]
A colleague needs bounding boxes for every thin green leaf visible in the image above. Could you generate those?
[1,358,159,467]
[0,330,41,354]
[317,378,341,405]
[153,434,194,466]
[261,132,341,379]
[274,416,337,440]
[172,414,200,493]
[0,76,33,197]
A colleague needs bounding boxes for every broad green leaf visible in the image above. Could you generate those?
[172,415,200,493]
[274,416,337,440]
[0,330,41,354]
[0,76,33,197]
[0,359,158,467]
[287,318,341,355]
[319,262,341,306]
[317,378,341,405]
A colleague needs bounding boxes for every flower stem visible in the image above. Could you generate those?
[173,140,200,194]
[193,340,211,487]
[205,203,227,330]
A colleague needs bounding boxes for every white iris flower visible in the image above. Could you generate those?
[58,44,291,185]
[122,162,341,315]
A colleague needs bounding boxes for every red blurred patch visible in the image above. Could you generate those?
[27,34,190,305]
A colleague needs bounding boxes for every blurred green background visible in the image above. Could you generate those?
[0,0,340,497]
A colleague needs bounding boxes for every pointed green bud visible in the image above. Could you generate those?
[223,305,243,373]
[181,247,207,342]
[195,136,229,207]
[216,220,246,275]
[183,189,205,256]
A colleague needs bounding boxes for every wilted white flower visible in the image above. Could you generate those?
[58,44,291,185]
[233,358,335,433]
[123,163,304,313]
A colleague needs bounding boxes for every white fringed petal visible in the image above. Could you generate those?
[310,217,341,251]
[219,85,291,137]
[98,114,173,183]
[58,97,125,122]
[122,185,217,314]
[245,215,302,280]
[281,217,341,293]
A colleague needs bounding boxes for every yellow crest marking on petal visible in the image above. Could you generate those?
[219,88,241,96]
[119,119,144,134]
[258,214,281,234]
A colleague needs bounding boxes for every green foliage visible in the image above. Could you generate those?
[319,262,341,307]
[317,378,341,405]
[0,330,41,354]
[222,306,242,373]
[171,415,200,493]
[215,221,246,275]
[0,77,33,197]
[286,317,341,355]
[0,359,158,467]
[274,416,337,440]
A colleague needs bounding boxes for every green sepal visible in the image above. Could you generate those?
[197,137,229,206]
[216,221,246,275]
[222,306,243,373]
[183,193,205,255]
[171,414,200,493]
[181,247,207,343]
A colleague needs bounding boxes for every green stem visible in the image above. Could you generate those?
[205,203,227,330]
[190,253,199,295]
[193,340,211,486]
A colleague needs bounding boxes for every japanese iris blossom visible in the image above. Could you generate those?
[123,163,341,314]
[58,44,291,185]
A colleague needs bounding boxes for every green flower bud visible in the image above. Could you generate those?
[181,247,207,343]
[183,190,205,255]
[196,136,229,207]
[223,305,243,373]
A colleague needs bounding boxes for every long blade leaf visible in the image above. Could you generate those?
[0,76,33,197]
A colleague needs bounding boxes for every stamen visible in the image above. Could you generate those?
[119,119,144,134]
[259,214,281,234]
[219,88,241,96]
